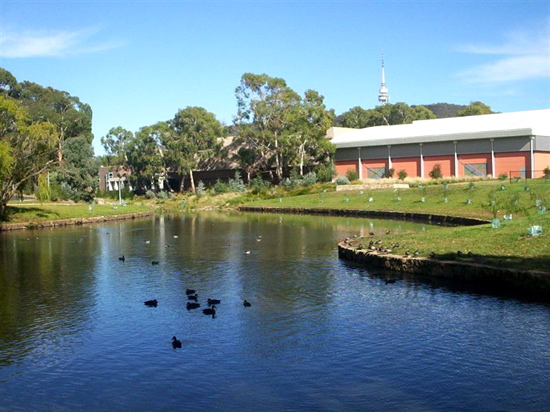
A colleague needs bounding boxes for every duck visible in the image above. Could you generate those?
[244,250,251,255]
[203,306,216,316]
[144,299,158,307]
[118,255,126,262]
[151,260,160,265]
[243,300,252,307]
[207,298,221,306]
[385,279,397,285]
[186,302,200,310]
[172,336,182,349]
[185,289,196,295]
[187,294,199,301]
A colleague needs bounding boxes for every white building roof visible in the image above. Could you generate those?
[331,109,550,148]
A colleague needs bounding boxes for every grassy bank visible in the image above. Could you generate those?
[2,202,152,226]
[242,179,550,272]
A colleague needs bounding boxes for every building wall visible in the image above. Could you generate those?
[391,157,419,177]
[494,152,529,177]
[424,156,453,177]
[335,160,357,177]
[535,152,550,177]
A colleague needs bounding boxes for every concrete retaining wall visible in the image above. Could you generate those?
[338,242,550,296]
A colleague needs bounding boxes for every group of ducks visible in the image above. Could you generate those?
[144,288,252,349]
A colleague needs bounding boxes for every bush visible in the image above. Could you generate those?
[498,173,508,181]
[157,191,168,200]
[145,190,155,199]
[335,176,350,185]
[397,170,408,180]
[250,176,271,194]
[302,172,318,187]
[345,169,359,181]
[315,163,336,182]
[228,171,246,192]
[429,164,443,179]
[212,179,229,194]
[385,168,395,178]
[196,180,206,196]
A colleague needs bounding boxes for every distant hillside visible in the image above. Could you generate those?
[419,103,467,118]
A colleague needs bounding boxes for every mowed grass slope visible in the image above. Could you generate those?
[244,179,550,272]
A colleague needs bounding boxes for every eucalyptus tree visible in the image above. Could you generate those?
[457,101,494,117]
[289,89,335,175]
[336,103,435,128]
[164,107,223,192]
[334,106,371,128]
[18,81,93,164]
[126,122,166,192]
[0,95,58,219]
[235,73,302,181]
[100,126,134,166]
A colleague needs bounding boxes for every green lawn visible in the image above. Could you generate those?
[243,179,550,272]
[2,202,152,224]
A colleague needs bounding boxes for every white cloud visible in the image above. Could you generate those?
[0,26,125,58]
[456,21,550,83]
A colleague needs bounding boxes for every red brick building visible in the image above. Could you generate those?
[330,109,550,180]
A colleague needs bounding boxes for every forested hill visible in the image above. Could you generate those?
[419,103,467,118]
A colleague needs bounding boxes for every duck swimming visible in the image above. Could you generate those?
[203,306,216,316]
[186,302,200,310]
[243,300,252,307]
[144,299,158,307]
[207,298,221,306]
[172,336,182,349]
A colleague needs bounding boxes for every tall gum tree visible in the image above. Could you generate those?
[165,107,223,192]
[0,96,57,219]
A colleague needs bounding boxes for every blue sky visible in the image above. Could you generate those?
[1,0,549,155]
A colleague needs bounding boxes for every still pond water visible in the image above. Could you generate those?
[0,212,549,411]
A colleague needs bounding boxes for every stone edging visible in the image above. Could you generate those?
[238,206,488,226]
[0,211,154,232]
[338,242,550,296]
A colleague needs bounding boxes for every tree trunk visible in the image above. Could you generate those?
[179,172,185,193]
[189,168,196,193]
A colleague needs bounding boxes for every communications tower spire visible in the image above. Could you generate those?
[378,53,390,105]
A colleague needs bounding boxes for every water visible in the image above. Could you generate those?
[0,212,548,411]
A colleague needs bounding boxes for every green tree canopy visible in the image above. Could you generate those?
[164,107,223,192]
[0,95,58,219]
[335,103,436,128]
[457,101,495,117]
[235,73,334,180]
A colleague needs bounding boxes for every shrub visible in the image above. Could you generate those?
[145,190,155,199]
[544,166,550,177]
[429,164,443,179]
[250,176,271,194]
[335,176,350,185]
[315,163,336,182]
[498,173,508,181]
[302,172,318,187]
[157,191,168,200]
[385,168,395,178]
[345,169,359,181]
[228,171,246,192]
[212,179,229,194]
[196,180,206,196]
[397,170,408,180]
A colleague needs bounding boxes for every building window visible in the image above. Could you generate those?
[464,163,487,177]
[367,167,386,179]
